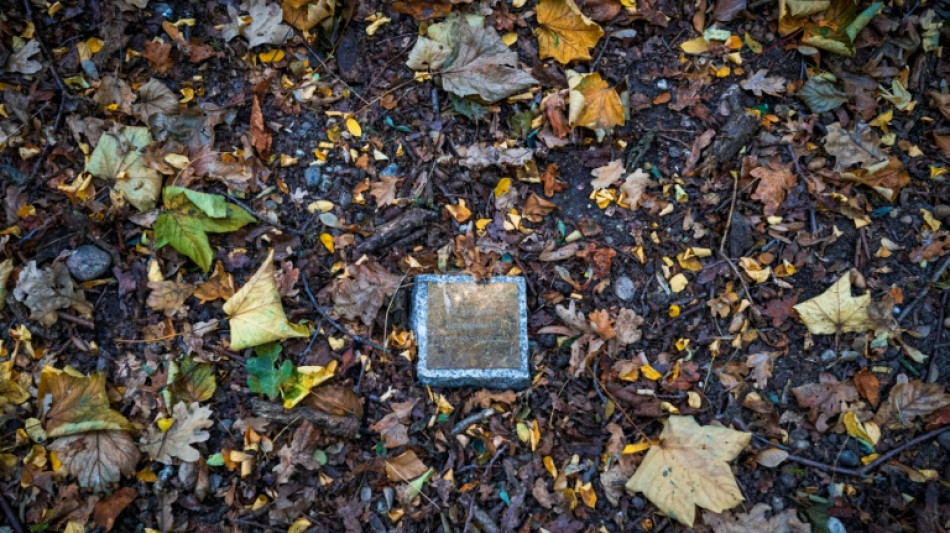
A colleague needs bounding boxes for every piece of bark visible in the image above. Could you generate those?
[250,398,359,438]
[699,111,759,177]
[356,209,438,254]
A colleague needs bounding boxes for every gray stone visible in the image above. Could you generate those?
[411,274,529,389]
[305,165,323,188]
[937,430,950,451]
[614,276,635,301]
[838,450,859,467]
[66,245,111,281]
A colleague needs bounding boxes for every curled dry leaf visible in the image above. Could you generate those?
[755,447,789,468]
[792,373,858,432]
[620,169,655,209]
[14,261,94,328]
[385,450,429,482]
[873,375,950,429]
[370,399,417,448]
[590,159,624,189]
[625,416,751,527]
[741,69,786,97]
[322,261,401,326]
[704,502,812,533]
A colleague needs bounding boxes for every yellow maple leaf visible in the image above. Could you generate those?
[792,271,872,335]
[536,0,604,64]
[626,416,750,527]
[223,249,309,350]
[568,71,625,131]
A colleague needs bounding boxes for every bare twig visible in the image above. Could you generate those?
[450,408,496,436]
[302,276,390,353]
[249,397,358,438]
[898,254,950,323]
[0,491,25,533]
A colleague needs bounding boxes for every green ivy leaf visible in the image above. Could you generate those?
[154,186,255,272]
[246,343,292,400]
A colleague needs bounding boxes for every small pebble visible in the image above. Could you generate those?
[944,317,950,330]
[631,496,646,510]
[614,276,635,301]
[900,215,913,224]
[305,165,323,188]
[838,450,859,468]
[772,496,784,513]
[827,517,847,533]
[792,438,811,452]
[66,244,111,281]
[779,471,799,488]
[656,79,668,90]
[933,204,950,219]
[937,430,950,451]
[820,349,837,363]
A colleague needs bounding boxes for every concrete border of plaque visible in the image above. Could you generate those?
[410,274,529,389]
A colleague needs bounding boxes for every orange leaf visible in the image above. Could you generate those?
[536,0,604,64]
[250,96,271,157]
[568,71,625,131]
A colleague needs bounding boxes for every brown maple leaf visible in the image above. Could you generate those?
[792,373,858,431]
[370,174,400,207]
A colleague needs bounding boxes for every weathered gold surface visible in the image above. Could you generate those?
[426,281,521,369]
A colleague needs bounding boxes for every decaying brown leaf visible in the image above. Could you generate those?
[141,401,213,464]
[792,373,859,432]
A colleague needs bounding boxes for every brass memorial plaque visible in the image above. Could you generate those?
[426,281,520,369]
[411,274,529,389]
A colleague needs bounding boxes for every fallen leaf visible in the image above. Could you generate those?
[85,126,162,211]
[370,174,401,207]
[250,95,271,156]
[166,356,217,405]
[322,261,401,326]
[458,144,534,169]
[405,36,452,71]
[754,448,789,468]
[154,187,256,272]
[133,78,179,124]
[142,401,213,464]
[712,0,748,22]
[746,352,778,389]
[49,430,140,492]
[591,159,624,189]
[798,76,848,113]
[741,69,786,97]
[704,502,811,533]
[614,308,644,345]
[0,359,29,408]
[242,0,293,47]
[540,163,565,197]
[751,161,797,216]
[793,373,858,431]
[523,194,557,222]
[281,0,335,32]
[823,122,886,173]
[874,375,950,429]
[95,75,136,116]
[568,70,625,131]
[13,261,93,328]
[625,416,750,527]
[385,450,429,481]
[38,367,134,437]
[147,279,194,316]
[223,249,309,350]
[6,40,42,74]
[853,368,879,407]
[536,0,604,64]
[371,399,417,448]
[142,40,173,74]
[247,343,293,400]
[620,169,654,208]
[281,362,337,408]
[793,271,872,334]
[93,486,138,531]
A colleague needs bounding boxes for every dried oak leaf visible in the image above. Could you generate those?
[536,0,604,64]
[823,122,886,173]
[793,271,872,334]
[370,174,401,207]
[590,159,624,189]
[6,40,42,74]
[614,307,643,345]
[458,144,534,169]
[625,416,750,527]
[568,70,625,131]
[792,373,858,432]
[704,502,811,533]
[746,352,779,389]
[14,261,93,328]
[142,40,173,74]
[323,261,400,326]
[620,169,654,209]
[873,375,950,429]
[141,401,213,464]
[750,161,797,216]
[242,0,293,48]
[741,69,786,97]
[50,430,140,492]
[94,486,139,531]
